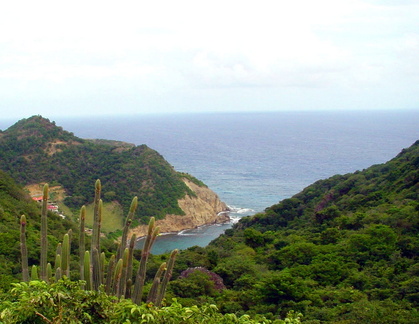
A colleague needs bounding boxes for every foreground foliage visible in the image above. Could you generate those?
[0,278,301,324]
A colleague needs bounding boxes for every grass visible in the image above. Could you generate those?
[84,202,124,233]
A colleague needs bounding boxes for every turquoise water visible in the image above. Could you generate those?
[2,110,418,254]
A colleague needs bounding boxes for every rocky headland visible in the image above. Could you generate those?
[130,178,230,237]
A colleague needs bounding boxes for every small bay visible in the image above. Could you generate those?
[3,110,418,254]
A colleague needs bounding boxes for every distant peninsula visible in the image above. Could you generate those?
[0,115,229,235]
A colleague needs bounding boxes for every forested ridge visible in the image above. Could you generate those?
[0,115,201,222]
[166,140,419,323]
[0,116,417,322]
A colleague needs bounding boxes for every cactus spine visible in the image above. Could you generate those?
[20,215,29,282]
[40,184,49,281]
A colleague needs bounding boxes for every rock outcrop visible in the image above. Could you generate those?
[130,178,229,237]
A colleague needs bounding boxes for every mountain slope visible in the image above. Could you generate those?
[0,116,227,228]
[0,169,78,289]
[170,140,419,323]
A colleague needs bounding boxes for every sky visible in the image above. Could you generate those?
[1,0,418,120]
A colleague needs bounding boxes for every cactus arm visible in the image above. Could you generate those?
[113,259,123,297]
[147,262,166,304]
[116,197,138,261]
[155,249,178,307]
[132,218,159,304]
[118,248,129,297]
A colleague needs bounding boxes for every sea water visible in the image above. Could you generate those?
[2,110,418,254]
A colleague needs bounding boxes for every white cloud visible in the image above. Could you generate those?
[0,0,418,117]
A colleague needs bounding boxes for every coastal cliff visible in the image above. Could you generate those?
[130,178,229,237]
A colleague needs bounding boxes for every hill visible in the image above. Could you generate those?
[0,116,228,233]
[0,169,78,289]
[169,140,419,323]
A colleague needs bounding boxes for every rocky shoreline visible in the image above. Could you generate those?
[129,178,230,238]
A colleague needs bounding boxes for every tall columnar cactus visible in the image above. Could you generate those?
[92,248,101,291]
[91,180,101,256]
[55,267,62,282]
[132,217,160,304]
[116,197,138,261]
[79,206,86,281]
[84,251,91,291]
[54,254,62,281]
[61,233,70,278]
[46,263,52,282]
[125,233,136,298]
[156,249,179,307]
[20,215,29,282]
[100,252,106,285]
[91,180,102,291]
[117,248,129,298]
[40,184,49,281]
[19,179,177,307]
[105,254,116,295]
[113,258,123,296]
[56,243,62,258]
[147,262,166,303]
[31,265,38,280]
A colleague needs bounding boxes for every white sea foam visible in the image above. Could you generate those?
[229,215,241,224]
[228,205,255,215]
[178,229,196,236]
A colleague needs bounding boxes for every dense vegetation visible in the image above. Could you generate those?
[0,178,296,323]
[165,140,419,323]
[0,115,417,322]
[0,279,301,323]
[0,169,79,290]
[0,115,199,222]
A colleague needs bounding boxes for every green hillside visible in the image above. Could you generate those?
[0,170,79,289]
[0,116,417,322]
[169,141,419,323]
[0,115,199,224]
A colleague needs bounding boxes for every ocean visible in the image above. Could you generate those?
[2,110,418,253]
